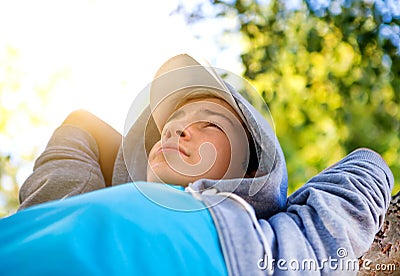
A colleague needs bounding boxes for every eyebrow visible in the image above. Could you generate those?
[167,108,234,126]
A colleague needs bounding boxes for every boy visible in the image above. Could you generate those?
[1,54,394,275]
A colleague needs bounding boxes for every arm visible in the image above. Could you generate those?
[19,110,121,210]
[268,148,393,273]
[62,110,122,187]
[187,148,393,275]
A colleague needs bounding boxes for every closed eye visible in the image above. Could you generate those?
[205,122,223,131]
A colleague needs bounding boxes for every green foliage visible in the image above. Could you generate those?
[0,155,19,217]
[178,0,400,194]
[0,46,20,216]
[0,45,52,217]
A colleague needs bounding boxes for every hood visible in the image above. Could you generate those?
[112,56,288,219]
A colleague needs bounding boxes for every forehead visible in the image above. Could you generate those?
[176,97,243,122]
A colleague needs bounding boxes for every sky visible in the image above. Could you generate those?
[0,0,243,186]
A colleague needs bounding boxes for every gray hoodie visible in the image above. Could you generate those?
[19,72,394,275]
[110,81,394,275]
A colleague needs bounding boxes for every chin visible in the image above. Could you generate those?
[147,168,189,187]
[160,174,191,187]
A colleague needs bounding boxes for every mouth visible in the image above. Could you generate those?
[158,143,189,157]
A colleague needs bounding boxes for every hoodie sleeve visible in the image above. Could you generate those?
[266,148,394,274]
[18,125,106,210]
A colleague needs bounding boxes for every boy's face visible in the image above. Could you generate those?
[147,97,249,186]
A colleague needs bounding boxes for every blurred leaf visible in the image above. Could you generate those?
[0,44,54,217]
[177,0,400,195]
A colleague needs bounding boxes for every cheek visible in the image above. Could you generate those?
[148,141,162,161]
[206,137,231,178]
[214,135,232,162]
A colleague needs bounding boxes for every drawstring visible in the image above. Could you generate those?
[186,185,202,200]
[217,191,274,276]
[187,185,274,275]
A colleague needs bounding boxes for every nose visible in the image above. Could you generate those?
[163,123,192,141]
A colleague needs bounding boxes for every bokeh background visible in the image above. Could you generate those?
[1,0,399,217]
